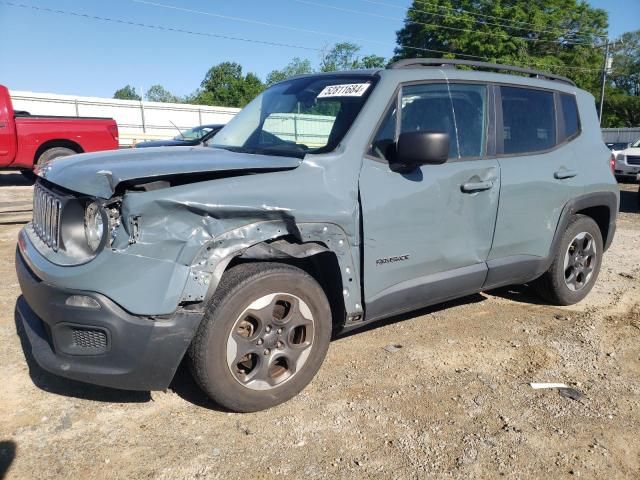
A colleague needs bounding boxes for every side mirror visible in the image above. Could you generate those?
[393,131,450,170]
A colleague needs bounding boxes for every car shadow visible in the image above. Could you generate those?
[0,171,33,187]
[13,301,151,404]
[168,362,233,413]
[484,284,552,306]
[619,189,639,214]
[334,293,488,340]
[0,441,16,480]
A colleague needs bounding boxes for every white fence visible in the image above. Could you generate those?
[9,90,240,147]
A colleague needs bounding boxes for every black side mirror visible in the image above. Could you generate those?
[393,131,450,171]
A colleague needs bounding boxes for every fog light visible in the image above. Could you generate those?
[65,295,101,309]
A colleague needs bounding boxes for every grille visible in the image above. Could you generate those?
[32,183,62,251]
[71,328,108,350]
[626,155,640,166]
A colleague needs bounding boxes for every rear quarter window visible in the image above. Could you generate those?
[560,93,580,140]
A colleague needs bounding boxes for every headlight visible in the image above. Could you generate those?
[84,201,106,252]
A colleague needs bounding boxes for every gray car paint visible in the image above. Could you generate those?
[22,67,619,323]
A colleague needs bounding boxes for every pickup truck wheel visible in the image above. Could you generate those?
[188,262,332,412]
[534,215,603,305]
[36,147,76,167]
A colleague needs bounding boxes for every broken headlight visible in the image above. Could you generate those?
[84,201,105,252]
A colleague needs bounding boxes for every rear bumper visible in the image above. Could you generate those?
[15,248,203,391]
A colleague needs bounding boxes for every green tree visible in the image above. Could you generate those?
[360,54,387,69]
[320,42,362,72]
[610,30,640,96]
[196,62,265,107]
[319,43,387,72]
[145,84,180,103]
[602,94,640,128]
[113,85,141,101]
[266,57,313,86]
[394,0,608,93]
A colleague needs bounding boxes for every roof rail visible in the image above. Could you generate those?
[388,58,575,86]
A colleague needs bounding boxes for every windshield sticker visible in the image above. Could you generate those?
[317,83,370,98]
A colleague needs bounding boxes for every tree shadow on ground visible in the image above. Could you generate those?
[0,440,16,480]
[619,189,639,214]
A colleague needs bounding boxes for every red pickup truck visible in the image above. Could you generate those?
[0,85,119,172]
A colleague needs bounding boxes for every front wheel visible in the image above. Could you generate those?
[188,262,332,412]
[534,214,603,305]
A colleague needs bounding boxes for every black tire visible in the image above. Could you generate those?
[534,214,603,305]
[188,262,332,412]
[35,147,76,167]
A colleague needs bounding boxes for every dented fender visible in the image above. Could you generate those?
[181,221,363,319]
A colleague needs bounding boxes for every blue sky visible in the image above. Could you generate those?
[0,0,637,98]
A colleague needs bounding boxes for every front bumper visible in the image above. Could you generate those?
[15,248,203,391]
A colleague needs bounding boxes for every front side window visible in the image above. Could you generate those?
[372,83,487,161]
[500,86,556,154]
[211,75,375,158]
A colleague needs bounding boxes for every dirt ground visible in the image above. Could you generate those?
[1,171,639,479]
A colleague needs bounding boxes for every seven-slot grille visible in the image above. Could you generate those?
[32,183,62,251]
[626,155,640,166]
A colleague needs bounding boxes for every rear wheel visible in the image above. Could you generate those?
[534,215,603,305]
[35,147,76,168]
[188,262,332,412]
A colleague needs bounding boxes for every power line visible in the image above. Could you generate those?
[289,0,599,46]
[0,1,322,51]
[133,0,601,72]
[355,0,604,42]
[131,0,491,61]
[1,1,602,75]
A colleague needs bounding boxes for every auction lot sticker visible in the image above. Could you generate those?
[318,83,370,98]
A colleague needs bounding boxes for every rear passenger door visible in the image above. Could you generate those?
[487,85,582,277]
[360,82,501,321]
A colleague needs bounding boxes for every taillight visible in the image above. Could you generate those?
[609,154,615,173]
[108,124,119,142]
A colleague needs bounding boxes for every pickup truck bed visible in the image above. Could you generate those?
[0,85,119,170]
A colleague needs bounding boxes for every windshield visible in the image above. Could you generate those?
[631,138,640,148]
[174,126,215,141]
[210,75,376,158]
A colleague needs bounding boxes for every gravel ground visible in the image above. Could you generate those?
[1,172,639,479]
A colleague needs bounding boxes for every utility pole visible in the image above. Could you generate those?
[598,40,611,125]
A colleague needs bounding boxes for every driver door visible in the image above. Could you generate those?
[359,82,500,321]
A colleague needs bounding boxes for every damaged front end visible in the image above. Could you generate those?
[23,145,364,322]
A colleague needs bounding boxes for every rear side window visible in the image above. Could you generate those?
[560,94,580,139]
[500,86,556,155]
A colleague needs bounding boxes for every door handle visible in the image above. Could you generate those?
[461,180,494,193]
[554,169,577,180]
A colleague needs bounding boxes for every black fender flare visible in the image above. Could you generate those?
[544,191,618,272]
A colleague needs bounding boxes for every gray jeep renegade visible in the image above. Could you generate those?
[16,59,619,412]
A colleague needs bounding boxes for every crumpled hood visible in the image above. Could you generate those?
[36,146,302,198]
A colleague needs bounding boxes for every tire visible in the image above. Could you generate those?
[35,147,76,167]
[188,262,332,412]
[534,214,603,305]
